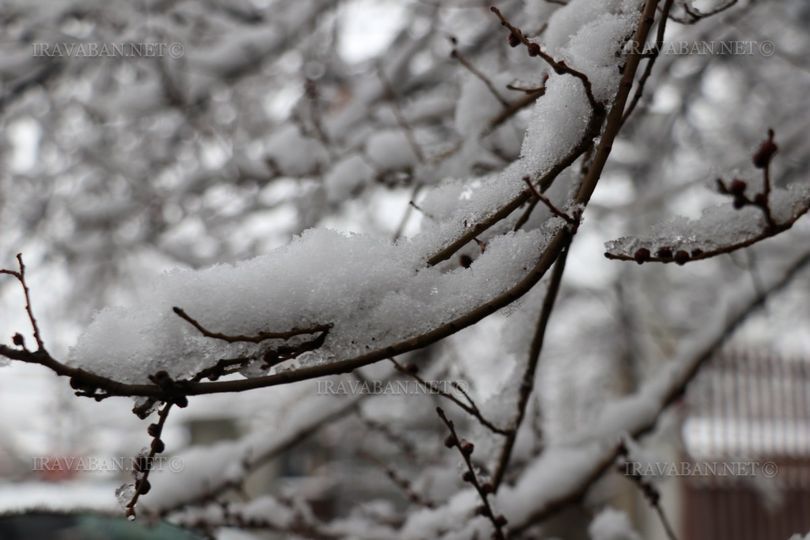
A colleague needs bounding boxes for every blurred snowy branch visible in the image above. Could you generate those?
[1,0,809,536]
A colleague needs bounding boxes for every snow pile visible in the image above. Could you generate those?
[520,75,592,173]
[69,226,555,384]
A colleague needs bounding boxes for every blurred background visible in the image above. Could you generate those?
[1,0,809,538]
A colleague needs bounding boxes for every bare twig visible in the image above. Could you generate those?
[172,306,331,344]
[450,38,510,107]
[357,409,420,461]
[437,407,507,539]
[486,87,545,133]
[676,0,737,24]
[378,68,426,164]
[359,449,435,508]
[0,254,45,351]
[617,442,678,540]
[126,401,173,519]
[512,197,539,232]
[522,176,575,225]
[305,78,331,147]
[155,395,363,517]
[390,358,509,435]
[393,185,423,242]
[621,0,676,125]
[492,235,570,489]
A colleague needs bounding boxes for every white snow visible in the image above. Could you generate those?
[605,183,810,259]
[66,0,640,401]
[588,507,642,540]
[69,227,553,384]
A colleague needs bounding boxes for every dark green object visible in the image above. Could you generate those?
[0,511,206,540]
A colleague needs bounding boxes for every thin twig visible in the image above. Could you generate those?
[172,306,331,344]
[357,410,420,461]
[450,40,510,107]
[490,6,603,115]
[390,359,509,435]
[427,107,601,266]
[0,254,45,350]
[617,442,678,540]
[436,407,507,539]
[126,401,173,519]
[676,0,737,24]
[378,68,426,164]
[393,185,423,242]
[621,0,675,125]
[522,176,575,224]
[485,87,545,133]
[492,236,571,488]
[512,198,539,231]
[358,449,435,508]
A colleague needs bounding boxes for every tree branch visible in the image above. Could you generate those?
[172,306,331,343]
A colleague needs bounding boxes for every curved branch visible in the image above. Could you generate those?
[1,0,662,401]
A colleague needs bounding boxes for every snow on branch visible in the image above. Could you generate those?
[3,0,804,533]
[605,130,810,265]
[604,183,810,265]
[1,0,650,399]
